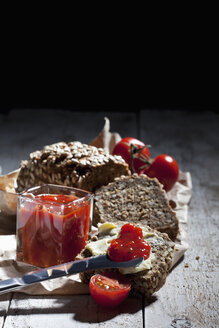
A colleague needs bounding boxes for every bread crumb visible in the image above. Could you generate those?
[184,263,189,268]
[195,256,200,260]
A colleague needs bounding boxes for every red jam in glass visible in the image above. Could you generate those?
[17,186,93,268]
[107,223,151,262]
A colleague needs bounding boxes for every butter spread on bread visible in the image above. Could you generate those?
[79,221,175,298]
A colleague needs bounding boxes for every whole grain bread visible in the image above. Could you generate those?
[16,141,130,193]
[93,174,179,240]
[79,222,175,298]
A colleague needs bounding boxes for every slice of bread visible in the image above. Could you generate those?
[93,174,179,240]
[79,222,175,298]
[16,142,130,193]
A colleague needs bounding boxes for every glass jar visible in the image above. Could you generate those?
[16,184,93,268]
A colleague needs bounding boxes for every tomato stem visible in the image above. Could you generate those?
[130,144,151,173]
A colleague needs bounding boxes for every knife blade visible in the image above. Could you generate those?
[0,255,143,295]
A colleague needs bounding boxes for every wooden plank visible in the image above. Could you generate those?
[144,270,218,328]
[140,109,219,328]
[0,294,12,328]
[4,294,143,328]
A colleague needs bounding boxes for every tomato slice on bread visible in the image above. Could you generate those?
[107,223,151,262]
[89,272,131,307]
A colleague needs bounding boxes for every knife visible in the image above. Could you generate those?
[0,255,143,295]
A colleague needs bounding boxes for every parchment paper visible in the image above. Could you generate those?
[0,117,192,295]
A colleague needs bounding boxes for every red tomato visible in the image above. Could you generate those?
[89,272,131,307]
[112,137,150,173]
[143,154,179,192]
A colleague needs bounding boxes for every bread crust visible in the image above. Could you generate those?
[93,174,179,240]
[79,222,175,298]
[16,142,130,193]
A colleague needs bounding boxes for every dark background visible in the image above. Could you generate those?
[1,63,218,115]
[2,52,217,115]
[1,103,218,115]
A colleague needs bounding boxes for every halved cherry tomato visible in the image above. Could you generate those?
[112,137,150,173]
[89,271,131,307]
[143,154,179,192]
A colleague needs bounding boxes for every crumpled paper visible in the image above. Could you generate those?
[0,117,192,295]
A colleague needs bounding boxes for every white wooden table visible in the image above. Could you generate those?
[0,108,218,328]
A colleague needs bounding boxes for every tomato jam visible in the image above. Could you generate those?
[16,185,93,268]
[107,223,151,262]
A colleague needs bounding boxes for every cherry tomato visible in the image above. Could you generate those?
[112,137,150,173]
[89,272,131,307]
[143,154,179,192]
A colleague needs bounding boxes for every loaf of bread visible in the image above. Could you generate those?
[93,174,179,240]
[79,222,175,298]
[16,142,130,192]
